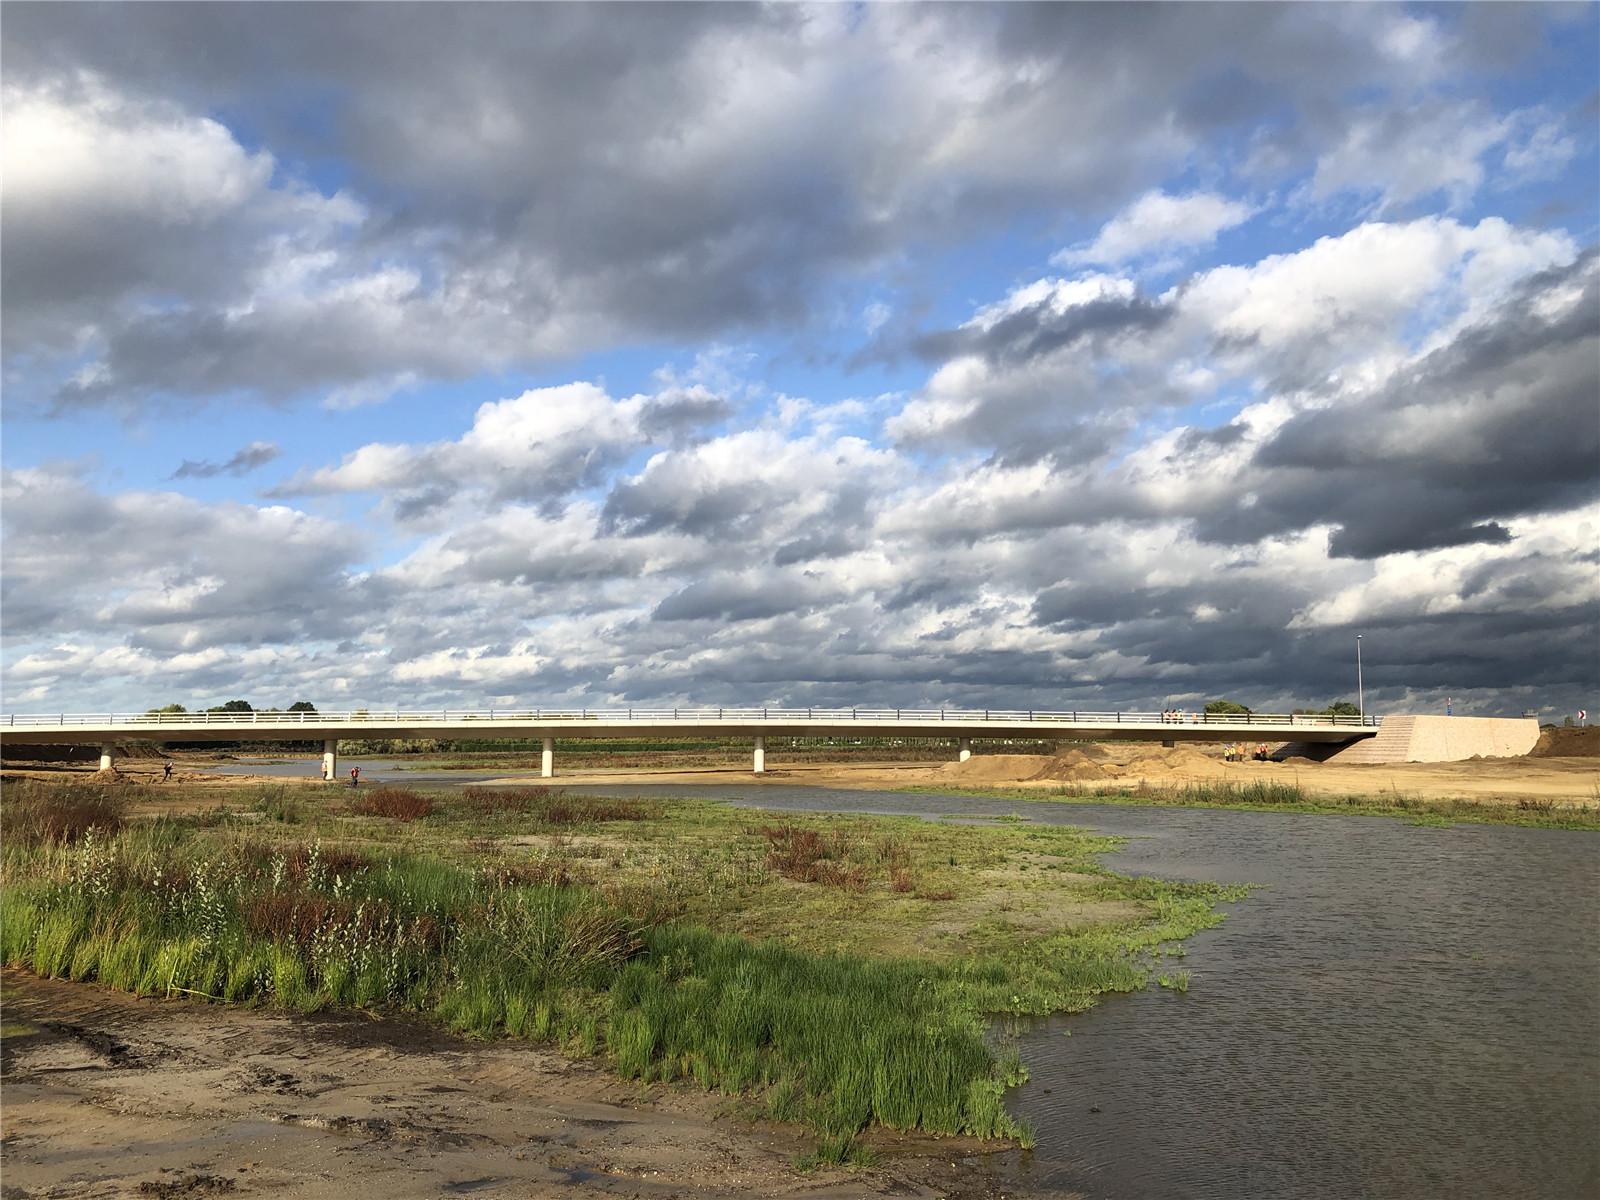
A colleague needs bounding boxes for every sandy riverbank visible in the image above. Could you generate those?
[1,969,1044,1200]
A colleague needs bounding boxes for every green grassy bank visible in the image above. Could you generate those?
[1,778,1244,1162]
[903,778,1600,831]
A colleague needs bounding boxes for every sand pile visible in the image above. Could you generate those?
[938,754,1058,782]
[937,746,1230,784]
[1029,749,1112,782]
[1096,746,1226,780]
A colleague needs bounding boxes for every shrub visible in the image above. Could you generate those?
[543,795,652,824]
[811,861,867,892]
[461,785,556,814]
[762,825,826,881]
[759,825,869,890]
[351,788,434,821]
[484,859,579,889]
[236,840,371,882]
[457,787,653,824]
[1,781,127,846]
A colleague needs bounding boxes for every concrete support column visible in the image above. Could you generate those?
[323,740,337,782]
[1162,740,1175,749]
[753,736,766,774]
[542,737,554,779]
[99,743,114,772]
[958,737,972,763]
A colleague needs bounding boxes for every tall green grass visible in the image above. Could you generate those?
[0,823,1038,1141]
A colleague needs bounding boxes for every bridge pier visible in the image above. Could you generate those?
[958,737,971,763]
[753,736,765,774]
[98,743,114,772]
[542,737,554,778]
[323,740,337,782]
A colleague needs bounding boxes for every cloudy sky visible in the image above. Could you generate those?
[3,2,1596,719]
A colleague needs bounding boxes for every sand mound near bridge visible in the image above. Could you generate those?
[938,754,1058,782]
[938,745,1230,784]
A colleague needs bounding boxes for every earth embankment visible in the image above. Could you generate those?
[1530,726,1600,757]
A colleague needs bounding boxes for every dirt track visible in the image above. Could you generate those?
[0,969,1044,1200]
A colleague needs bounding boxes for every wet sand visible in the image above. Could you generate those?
[1,968,1045,1200]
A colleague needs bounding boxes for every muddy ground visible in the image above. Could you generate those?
[1,969,1050,1200]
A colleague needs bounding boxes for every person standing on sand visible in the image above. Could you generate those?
[163,761,173,782]
[349,765,360,788]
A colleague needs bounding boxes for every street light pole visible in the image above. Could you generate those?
[1356,635,1364,719]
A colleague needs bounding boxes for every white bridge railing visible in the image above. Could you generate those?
[2,708,1380,729]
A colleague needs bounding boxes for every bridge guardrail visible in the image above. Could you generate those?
[1,707,1381,729]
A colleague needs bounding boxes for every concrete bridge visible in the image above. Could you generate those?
[1,706,1379,778]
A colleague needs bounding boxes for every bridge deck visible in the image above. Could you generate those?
[1,708,1377,746]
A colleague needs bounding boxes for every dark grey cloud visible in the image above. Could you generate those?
[652,577,815,624]
[911,287,1173,370]
[171,440,282,480]
[773,532,856,568]
[638,389,737,445]
[1236,249,1600,558]
[603,475,770,541]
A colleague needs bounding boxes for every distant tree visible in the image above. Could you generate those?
[207,699,254,713]
[287,701,318,713]
[145,703,187,715]
[1204,700,1253,716]
[1323,701,1361,717]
